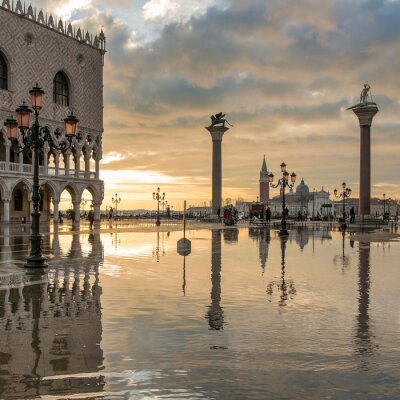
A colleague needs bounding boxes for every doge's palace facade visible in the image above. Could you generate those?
[0,0,105,223]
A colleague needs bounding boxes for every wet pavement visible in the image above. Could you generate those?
[0,224,399,399]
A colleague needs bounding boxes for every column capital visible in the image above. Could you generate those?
[205,125,229,141]
[351,105,379,127]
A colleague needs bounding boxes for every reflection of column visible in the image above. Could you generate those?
[205,126,229,215]
[355,242,373,364]
[206,230,224,330]
[351,106,378,216]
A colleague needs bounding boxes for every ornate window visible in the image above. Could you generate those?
[0,52,8,90]
[14,189,23,211]
[53,72,69,106]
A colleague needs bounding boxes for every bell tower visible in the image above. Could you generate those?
[259,155,269,204]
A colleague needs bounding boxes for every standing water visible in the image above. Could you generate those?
[0,225,399,399]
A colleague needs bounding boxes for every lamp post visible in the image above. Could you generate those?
[268,162,296,236]
[382,193,392,221]
[111,193,121,219]
[4,83,78,268]
[152,187,165,226]
[334,182,351,230]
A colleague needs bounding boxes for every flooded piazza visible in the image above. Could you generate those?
[0,223,399,399]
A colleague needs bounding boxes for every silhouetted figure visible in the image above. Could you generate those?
[88,209,94,230]
[350,207,356,223]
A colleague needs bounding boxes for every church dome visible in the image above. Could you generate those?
[296,178,309,195]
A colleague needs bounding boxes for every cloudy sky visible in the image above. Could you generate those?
[35,0,400,209]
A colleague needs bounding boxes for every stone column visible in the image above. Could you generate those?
[84,152,91,179]
[73,201,81,223]
[52,199,60,224]
[205,125,229,215]
[19,152,23,172]
[5,143,10,167]
[74,152,81,178]
[43,146,49,176]
[64,151,71,177]
[95,158,100,180]
[2,199,10,223]
[93,202,101,222]
[351,106,379,217]
[54,150,60,176]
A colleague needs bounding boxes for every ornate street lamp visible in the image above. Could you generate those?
[382,193,392,221]
[334,182,351,230]
[268,162,296,236]
[152,187,165,226]
[111,193,121,219]
[4,84,78,268]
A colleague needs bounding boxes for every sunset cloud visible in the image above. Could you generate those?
[31,0,400,207]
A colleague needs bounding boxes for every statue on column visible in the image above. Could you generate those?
[209,112,234,128]
[347,82,377,109]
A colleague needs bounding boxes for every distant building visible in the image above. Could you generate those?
[187,206,212,217]
[0,2,106,223]
[268,178,333,218]
[259,155,269,203]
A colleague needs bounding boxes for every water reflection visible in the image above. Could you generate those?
[333,231,351,272]
[248,227,271,274]
[355,242,374,370]
[206,230,224,330]
[223,228,239,244]
[0,233,104,399]
[266,235,296,306]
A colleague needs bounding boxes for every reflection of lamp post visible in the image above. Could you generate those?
[152,187,165,226]
[334,182,351,230]
[111,193,121,218]
[266,235,296,306]
[268,162,297,236]
[4,84,78,268]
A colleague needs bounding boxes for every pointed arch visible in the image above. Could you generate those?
[59,182,79,203]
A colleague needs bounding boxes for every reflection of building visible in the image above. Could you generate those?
[0,3,105,223]
[223,228,239,244]
[248,227,271,273]
[0,232,104,398]
[206,230,224,330]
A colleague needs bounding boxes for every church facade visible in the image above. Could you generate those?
[0,1,105,223]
